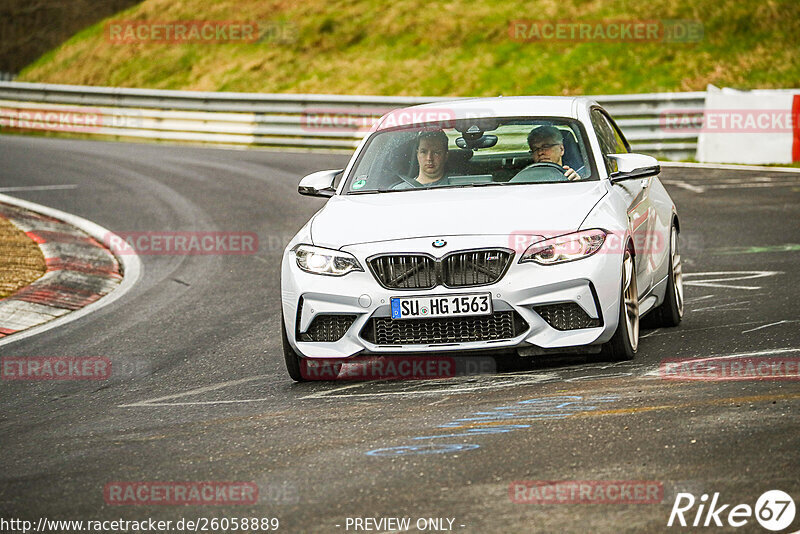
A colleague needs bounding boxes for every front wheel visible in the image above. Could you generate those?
[281,316,306,382]
[281,317,342,381]
[602,248,639,361]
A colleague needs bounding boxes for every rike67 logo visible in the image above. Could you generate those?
[668,490,796,531]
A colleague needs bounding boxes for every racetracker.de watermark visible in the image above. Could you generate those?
[509,480,663,504]
[300,106,497,133]
[301,356,496,381]
[300,107,382,133]
[508,229,666,255]
[104,482,258,505]
[104,231,258,255]
[106,21,265,44]
[2,357,111,380]
[660,109,800,133]
[508,19,703,43]
[660,357,800,381]
[0,107,103,132]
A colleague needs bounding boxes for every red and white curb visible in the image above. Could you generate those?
[0,193,141,347]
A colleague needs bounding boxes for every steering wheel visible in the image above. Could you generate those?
[509,162,570,183]
[390,173,421,190]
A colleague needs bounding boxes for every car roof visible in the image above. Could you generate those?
[374,96,598,131]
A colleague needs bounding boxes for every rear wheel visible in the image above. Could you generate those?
[602,248,639,361]
[649,224,684,327]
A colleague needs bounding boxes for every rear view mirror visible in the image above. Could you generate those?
[607,153,660,183]
[456,134,498,150]
[298,169,342,198]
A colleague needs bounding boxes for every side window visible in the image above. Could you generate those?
[590,109,618,172]
[591,110,613,151]
[604,112,630,154]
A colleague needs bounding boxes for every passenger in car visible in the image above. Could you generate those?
[526,125,580,181]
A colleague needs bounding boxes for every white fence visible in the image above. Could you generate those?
[0,81,705,159]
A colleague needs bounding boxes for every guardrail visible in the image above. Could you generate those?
[0,81,704,159]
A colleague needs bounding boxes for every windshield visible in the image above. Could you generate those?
[343,117,596,194]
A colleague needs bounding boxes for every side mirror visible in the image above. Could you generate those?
[607,153,660,183]
[298,169,342,198]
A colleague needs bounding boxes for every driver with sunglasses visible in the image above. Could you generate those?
[525,125,580,181]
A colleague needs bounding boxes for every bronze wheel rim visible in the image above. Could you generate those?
[671,228,684,317]
[623,251,639,351]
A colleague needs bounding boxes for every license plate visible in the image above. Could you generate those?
[390,293,492,320]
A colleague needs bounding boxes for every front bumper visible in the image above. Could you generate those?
[281,235,623,359]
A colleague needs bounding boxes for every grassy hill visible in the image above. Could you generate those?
[16,0,800,96]
[1,0,140,74]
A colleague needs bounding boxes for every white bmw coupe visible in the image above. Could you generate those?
[280,97,684,381]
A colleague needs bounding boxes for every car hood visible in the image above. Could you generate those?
[310,182,608,248]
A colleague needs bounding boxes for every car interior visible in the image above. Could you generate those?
[348,121,593,192]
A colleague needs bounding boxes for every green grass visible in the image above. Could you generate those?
[16,0,800,96]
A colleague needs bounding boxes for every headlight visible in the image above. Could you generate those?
[293,244,363,276]
[519,229,607,265]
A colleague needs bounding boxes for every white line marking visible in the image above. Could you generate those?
[120,372,564,406]
[0,184,78,192]
[678,176,800,185]
[128,398,276,407]
[299,373,561,400]
[641,347,800,377]
[688,283,761,290]
[0,193,142,348]
[564,372,633,382]
[694,307,749,313]
[692,301,750,312]
[698,182,800,190]
[685,295,715,303]
[641,320,765,337]
[741,320,791,334]
[670,347,800,363]
[118,375,270,407]
[668,180,705,193]
[660,161,800,173]
[664,176,800,187]
[683,271,781,290]
[640,329,661,338]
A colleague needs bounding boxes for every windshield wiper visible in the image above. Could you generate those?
[435,182,508,189]
[349,182,510,193]
[347,189,393,195]
[471,181,509,187]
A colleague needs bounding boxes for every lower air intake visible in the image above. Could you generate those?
[299,315,357,342]
[534,302,601,330]
[362,311,527,345]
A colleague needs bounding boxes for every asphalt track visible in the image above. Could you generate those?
[1,134,799,533]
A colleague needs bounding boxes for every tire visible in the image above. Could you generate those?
[649,224,684,327]
[281,316,306,382]
[281,317,342,382]
[602,248,639,361]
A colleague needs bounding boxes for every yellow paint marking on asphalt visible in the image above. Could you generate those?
[446,391,800,430]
